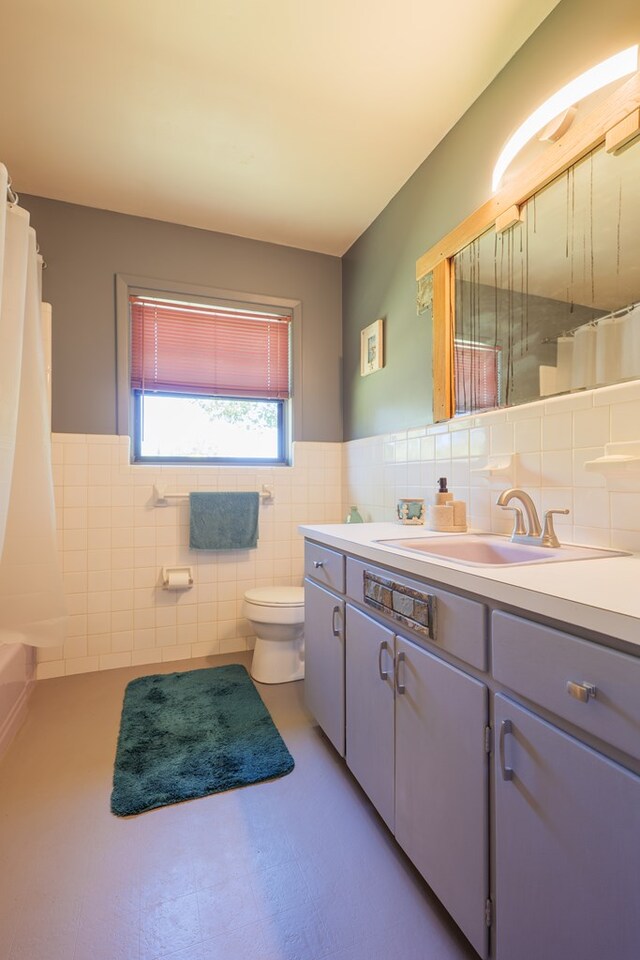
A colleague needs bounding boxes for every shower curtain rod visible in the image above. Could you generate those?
[541,298,640,344]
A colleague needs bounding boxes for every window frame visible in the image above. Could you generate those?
[115,275,302,466]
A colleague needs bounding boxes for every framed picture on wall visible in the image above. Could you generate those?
[360,319,384,376]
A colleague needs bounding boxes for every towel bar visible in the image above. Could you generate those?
[153,484,273,507]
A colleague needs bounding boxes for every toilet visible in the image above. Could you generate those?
[244,586,305,684]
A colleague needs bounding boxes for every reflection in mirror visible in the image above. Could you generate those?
[453,138,640,416]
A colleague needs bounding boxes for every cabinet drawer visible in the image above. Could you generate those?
[304,542,345,594]
[492,611,640,761]
[347,558,487,671]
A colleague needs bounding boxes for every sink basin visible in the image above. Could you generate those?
[375,534,627,567]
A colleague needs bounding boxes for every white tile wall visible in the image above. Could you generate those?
[41,380,640,678]
[40,436,343,679]
[344,381,640,553]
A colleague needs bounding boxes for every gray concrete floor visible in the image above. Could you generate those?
[0,653,477,960]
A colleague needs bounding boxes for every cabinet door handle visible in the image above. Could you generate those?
[499,719,514,781]
[313,560,324,568]
[331,605,341,637]
[566,680,597,703]
[395,651,406,695]
[378,640,389,681]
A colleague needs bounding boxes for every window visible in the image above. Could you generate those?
[129,295,292,464]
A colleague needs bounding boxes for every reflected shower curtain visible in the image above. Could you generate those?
[0,163,66,647]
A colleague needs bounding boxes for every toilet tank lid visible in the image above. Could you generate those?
[245,586,305,607]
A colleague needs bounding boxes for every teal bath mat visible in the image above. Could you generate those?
[111,664,294,816]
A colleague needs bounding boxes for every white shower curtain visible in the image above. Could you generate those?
[0,163,66,647]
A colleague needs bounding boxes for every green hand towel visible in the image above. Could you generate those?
[189,492,259,550]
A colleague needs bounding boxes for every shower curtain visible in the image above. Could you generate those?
[0,163,66,647]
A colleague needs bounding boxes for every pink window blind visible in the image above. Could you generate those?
[455,340,500,414]
[130,297,291,399]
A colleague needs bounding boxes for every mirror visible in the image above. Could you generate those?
[418,72,640,421]
[453,139,640,415]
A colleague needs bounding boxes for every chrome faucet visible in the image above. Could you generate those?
[496,488,569,548]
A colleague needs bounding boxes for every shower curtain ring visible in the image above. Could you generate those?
[6,178,19,205]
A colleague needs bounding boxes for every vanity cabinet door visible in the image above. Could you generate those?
[494,694,640,960]
[345,605,395,830]
[395,636,489,959]
[304,579,345,756]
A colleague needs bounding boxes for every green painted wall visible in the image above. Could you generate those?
[342,0,640,440]
[25,196,342,441]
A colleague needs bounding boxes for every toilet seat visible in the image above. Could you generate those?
[244,586,304,608]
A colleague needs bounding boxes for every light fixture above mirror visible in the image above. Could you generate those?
[492,45,638,193]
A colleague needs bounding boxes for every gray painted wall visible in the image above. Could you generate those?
[24,196,342,441]
[342,0,640,440]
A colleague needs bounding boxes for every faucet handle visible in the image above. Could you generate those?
[542,508,570,548]
[500,505,527,538]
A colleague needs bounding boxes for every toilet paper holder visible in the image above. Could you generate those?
[161,566,194,589]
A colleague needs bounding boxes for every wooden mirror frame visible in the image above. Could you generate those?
[417,73,640,422]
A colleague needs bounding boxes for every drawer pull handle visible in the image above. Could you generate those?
[378,640,389,681]
[566,680,597,703]
[395,651,406,695]
[313,560,324,568]
[499,719,514,781]
[332,605,341,637]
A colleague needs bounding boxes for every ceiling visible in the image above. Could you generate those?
[1,0,561,255]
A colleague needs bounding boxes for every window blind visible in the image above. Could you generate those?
[130,297,291,399]
[455,340,500,414]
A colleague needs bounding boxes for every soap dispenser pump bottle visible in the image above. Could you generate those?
[346,505,363,523]
[436,477,453,505]
[427,478,467,532]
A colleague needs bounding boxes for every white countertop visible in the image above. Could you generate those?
[299,522,640,651]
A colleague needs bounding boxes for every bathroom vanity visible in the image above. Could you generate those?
[301,522,640,960]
